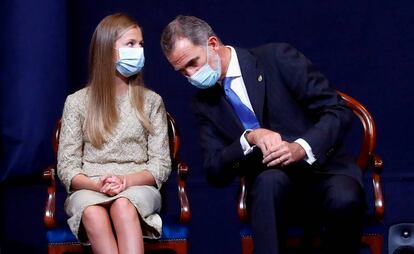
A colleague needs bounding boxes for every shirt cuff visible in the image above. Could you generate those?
[240,129,256,155]
[294,138,317,165]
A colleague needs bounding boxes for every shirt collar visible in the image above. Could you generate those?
[225,46,242,78]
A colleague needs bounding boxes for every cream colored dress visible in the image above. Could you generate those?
[57,87,171,241]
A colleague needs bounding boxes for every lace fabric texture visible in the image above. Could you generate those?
[57,87,171,239]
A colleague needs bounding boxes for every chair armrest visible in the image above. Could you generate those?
[177,160,191,223]
[238,177,248,222]
[43,165,57,228]
[370,153,384,220]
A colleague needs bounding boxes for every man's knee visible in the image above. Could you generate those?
[253,169,290,190]
[324,176,364,217]
[250,169,291,205]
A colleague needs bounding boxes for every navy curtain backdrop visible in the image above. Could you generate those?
[1,0,414,253]
[0,0,67,181]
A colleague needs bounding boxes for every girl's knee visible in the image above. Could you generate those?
[111,198,138,219]
[82,205,107,224]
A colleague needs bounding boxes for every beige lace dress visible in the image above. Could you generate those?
[57,87,171,241]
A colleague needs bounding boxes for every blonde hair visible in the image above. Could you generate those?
[86,13,152,148]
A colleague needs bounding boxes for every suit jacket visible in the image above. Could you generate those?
[191,43,362,186]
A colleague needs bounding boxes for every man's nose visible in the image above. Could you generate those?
[184,66,200,77]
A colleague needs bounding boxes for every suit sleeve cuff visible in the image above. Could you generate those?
[294,138,317,165]
[240,129,256,155]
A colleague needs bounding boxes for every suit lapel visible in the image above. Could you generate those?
[234,47,266,126]
[217,95,245,135]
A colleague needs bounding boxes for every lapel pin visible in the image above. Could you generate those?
[258,75,263,82]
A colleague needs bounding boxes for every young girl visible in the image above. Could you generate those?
[57,13,171,254]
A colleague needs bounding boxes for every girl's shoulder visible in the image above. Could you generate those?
[64,87,89,113]
[142,87,163,104]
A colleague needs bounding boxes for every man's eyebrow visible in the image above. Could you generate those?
[176,56,199,71]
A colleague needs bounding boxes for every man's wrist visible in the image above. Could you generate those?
[294,138,316,164]
[244,129,253,145]
[240,129,255,155]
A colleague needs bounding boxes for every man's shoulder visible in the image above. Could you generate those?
[243,42,307,69]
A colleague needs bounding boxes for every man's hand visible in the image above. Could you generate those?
[246,128,282,153]
[262,142,306,167]
[246,128,306,167]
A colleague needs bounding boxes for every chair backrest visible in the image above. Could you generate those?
[52,112,180,165]
[166,112,181,165]
[337,91,376,172]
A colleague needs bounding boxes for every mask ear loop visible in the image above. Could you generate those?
[206,42,221,77]
[205,42,209,62]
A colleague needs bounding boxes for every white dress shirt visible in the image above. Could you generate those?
[225,46,316,164]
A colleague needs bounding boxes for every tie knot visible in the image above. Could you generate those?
[223,77,233,89]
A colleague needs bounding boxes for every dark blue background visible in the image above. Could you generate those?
[1,0,413,253]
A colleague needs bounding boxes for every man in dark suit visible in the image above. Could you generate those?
[161,15,365,254]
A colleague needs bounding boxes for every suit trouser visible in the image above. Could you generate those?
[248,168,364,254]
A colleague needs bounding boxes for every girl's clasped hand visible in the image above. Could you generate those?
[100,174,127,196]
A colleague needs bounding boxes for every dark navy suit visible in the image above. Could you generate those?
[191,43,364,254]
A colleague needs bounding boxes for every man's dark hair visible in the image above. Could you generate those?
[160,15,219,56]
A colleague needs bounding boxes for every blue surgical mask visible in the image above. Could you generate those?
[188,47,221,89]
[116,47,145,77]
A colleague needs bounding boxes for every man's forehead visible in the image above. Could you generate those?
[169,38,203,68]
[171,37,198,54]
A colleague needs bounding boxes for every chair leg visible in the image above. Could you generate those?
[361,234,383,254]
[48,244,84,254]
[144,240,188,254]
[177,243,188,254]
[170,241,188,254]
[241,237,254,254]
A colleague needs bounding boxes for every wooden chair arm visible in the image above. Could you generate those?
[370,153,384,220]
[238,177,248,222]
[43,165,57,228]
[177,160,191,223]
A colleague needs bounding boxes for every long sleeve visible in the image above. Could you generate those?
[271,43,353,165]
[145,94,171,189]
[193,108,245,186]
[57,95,84,193]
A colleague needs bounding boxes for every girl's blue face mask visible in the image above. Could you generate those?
[187,46,221,89]
[116,47,145,77]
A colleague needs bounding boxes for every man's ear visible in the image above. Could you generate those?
[207,36,220,50]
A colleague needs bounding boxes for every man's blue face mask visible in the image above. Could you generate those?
[187,46,221,89]
[116,47,145,77]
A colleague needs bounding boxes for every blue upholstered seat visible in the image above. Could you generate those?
[240,222,383,239]
[240,224,306,239]
[47,226,78,244]
[47,216,189,244]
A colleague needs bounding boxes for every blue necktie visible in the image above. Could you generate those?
[223,77,260,129]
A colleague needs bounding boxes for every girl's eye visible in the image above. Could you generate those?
[139,41,144,47]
